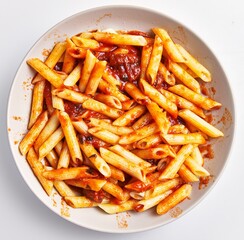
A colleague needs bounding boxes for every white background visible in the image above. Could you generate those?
[1,0,243,239]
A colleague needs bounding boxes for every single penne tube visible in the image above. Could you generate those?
[67,46,87,59]
[98,78,130,102]
[156,184,192,215]
[64,196,98,208]
[102,181,124,201]
[109,164,125,182]
[144,178,182,199]
[140,44,153,79]
[34,110,60,152]
[27,58,63,88]
[109,144,151,168]
[51,85,65,112]
[134,190,172,212]
[167,59,201,93]
[146,35,164,85]
[121,99,137,110]
[139,79,178,118]
[178,109,224,137]
[159,144,194,180]
[152,28,185,62]
[100,148,146,182]
[26,148,53,196]
[112,105,146,127]
[146,101,170,134]
[45,150,58,168]
[191,146,204,166]
[38,127,64,159]
[58,111,83,164]
[93,31,147,46]
[54,140,63,156]
[132,144,176,160]
[71,36,100,49]
[102,69,121,87]
[82,98,123,119]
[52,88,89,103]
[161,133,206,145]
[42,166,95,181]
[119,122,160,145]
[159,88,206,118]
[132,112,153,130]
[85,60,107,96]
[28,80,45,129]
[124,82,151,105]
[168,124,189,134]
[125,172,160,192]
[178,62,198,78]
[65,178,107,191]
[62,38,76,74]
[88,127,120,145]
[19,111,48,156]
[79,50,97,92]
[54,180,77,197]
[57,140,70,169]
[176,43,211,82]
[94,93,122,109]
[158,62,175,85]
[178,164,199,182]
[72,119,88,135]
[135,133,162,149]
[168,84,221,110]
[32,42,67,83]
[98,199,136,214]
[63,62,82,86]
[184,156,210,177]
[89,118,133,135]
[80,141,111,177]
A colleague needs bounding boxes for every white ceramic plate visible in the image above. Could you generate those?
[7,5,235,233]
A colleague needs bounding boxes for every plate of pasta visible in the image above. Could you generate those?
[7,5,234,233]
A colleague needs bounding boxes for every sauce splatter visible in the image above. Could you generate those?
[199,144,214,159]
[61,198,70,217]
[199,175,213,190]
[96,13,112,24]
[12,116,22,121]
[116,212,130,229]
[169,206,183,218]
[42,48,50,57]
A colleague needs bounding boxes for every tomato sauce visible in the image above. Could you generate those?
[96,45,141,83]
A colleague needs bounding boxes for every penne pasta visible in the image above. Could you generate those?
[156,184,192,215]
[82,98,123,119]
[178,109,224,137]
[28,80,45,129]
[159,144,195,180]
[139,79,178,118]
[140,44,153,79]
[167,59,201,93]
[80,141,111,177]
[100,148,146,182]
[65,196,98,208]
[93,32,147,46]
[152,28,185,62]
[26,148,53,195]
[161,133,206,145]
[42,167,95,181]
[94,93,122,109]
[146,35,164,85]
[85,61,107,96]
[58,111,83,164]
[63,62,82,86]
[119,122,160,145]
[19,111,49,156]
[112,105,146,127]
[132,144,176,160]
[27,58,63,88]
[176,43,211,82]
[168,84,221,110]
